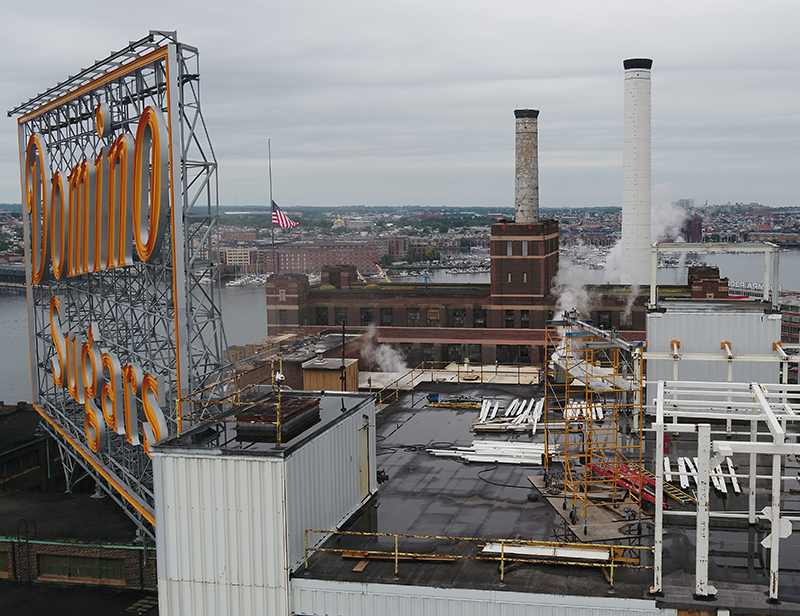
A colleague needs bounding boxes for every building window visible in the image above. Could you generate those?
[496,345,511,364]
[427,309,440,327]
[279,289,286,302]
[422,343,434,362]
[278,309,288,325]
[452,308,466,327]
[598,311,611,330]
[521,310,530,328]
[361,307,374,326]
[506,241,513,256]
[522,241,528,256]
[447,344,462,362]
[518,345,531,364]
[507,273,512,282]
[505,310,515,328]
[400,343,413,359]
[335,307,348,326]
[38,555,126,586]
[469,344,482,363]
[406,308,420,327]
[315,307,328,326]
[473,308,486,328]
[619,310,633,329]
[380,307,393,327]
[523,272,527,283]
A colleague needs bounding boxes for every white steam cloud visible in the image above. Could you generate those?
[651,182,689,243]
[358,324,408,372]
[603,181,690,284]
[552,242,600,319]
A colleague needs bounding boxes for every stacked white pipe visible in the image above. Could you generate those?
[472,398,544,434]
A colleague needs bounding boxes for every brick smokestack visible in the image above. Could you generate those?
[620,58,652,285]
[514,109,539,223]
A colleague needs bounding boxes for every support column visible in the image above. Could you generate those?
[651,382,665,594]
[695,424,716,598]
[749,419,757,525]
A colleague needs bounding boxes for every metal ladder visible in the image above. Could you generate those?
[628,462,695,505]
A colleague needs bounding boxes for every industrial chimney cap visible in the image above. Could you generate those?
[623,58,653,70]
[514,109,539,119]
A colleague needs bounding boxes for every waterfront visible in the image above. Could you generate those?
[3,250,800,404]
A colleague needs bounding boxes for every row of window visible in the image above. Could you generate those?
[310,307,634,329]
[314,307,532,328]
[38,554,126,583]
[397,343,533,364]
[504,240,531,256]
[0,553,128,584]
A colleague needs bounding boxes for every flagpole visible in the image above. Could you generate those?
[269,139,276,277]
[268,139,274,341]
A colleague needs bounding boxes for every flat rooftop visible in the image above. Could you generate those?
[154,391,371,457]
[300,381,800,614]
[0,491,139,544]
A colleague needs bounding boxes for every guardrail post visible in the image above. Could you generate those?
[394,534,399,578]
[500,540,505,582]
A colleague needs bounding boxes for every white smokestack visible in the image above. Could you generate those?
[620,58,652,285]
[514,109,539,223]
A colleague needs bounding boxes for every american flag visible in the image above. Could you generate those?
[272,201,299,228]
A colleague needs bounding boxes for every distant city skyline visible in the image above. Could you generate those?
[2,2,799,209]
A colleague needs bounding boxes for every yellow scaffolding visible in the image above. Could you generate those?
[544,312,646,531]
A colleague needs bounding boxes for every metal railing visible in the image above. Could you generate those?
[371,361,543,412]
[304,528,650,587]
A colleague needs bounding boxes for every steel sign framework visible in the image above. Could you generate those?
[10,31,229,539]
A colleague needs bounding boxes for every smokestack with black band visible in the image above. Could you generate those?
[620,58,652,285]
[514,109,539,223]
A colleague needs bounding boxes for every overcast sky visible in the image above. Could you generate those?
[2,1,799,209]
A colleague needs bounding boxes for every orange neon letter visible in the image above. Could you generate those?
[141,373,167,456]
[25,134,51,283]
[132,106,169,262]
[50,296,66,388]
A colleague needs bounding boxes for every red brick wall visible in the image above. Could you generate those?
[0,539,156,589]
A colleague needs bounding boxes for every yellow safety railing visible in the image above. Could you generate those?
[372,361,543,412]
[304,528,650,587]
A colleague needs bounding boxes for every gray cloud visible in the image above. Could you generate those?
[2,1,800,207]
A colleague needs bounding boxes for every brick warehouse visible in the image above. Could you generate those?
[0,491,157,589]
[266,220,662,366]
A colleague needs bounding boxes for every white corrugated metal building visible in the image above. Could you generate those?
[645,299,782,412]
[152,393,378,616]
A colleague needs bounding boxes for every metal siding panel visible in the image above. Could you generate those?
[646,310,782,408]
[290,580,661,616]
[155,453,289,616]
[286,410,366,570]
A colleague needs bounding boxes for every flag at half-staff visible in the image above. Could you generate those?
[272,201,299,228]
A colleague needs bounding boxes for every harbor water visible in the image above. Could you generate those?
[3,250,800,404]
